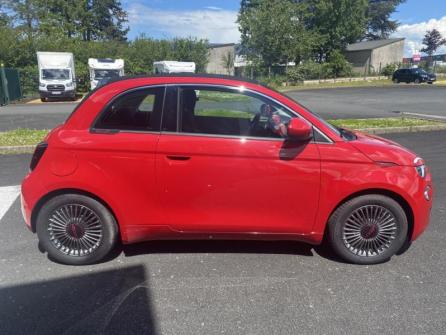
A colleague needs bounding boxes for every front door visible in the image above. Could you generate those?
[155,85,321,235]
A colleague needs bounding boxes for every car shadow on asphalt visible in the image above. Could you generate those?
[0,265,159,335]
[122,240,315,258]
[120,240,354,265]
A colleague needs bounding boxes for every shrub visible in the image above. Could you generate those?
[435,65,446,74]
[18,65,38,96]
[286,61,324,83]
[381,63,399,76]
[323,50,353,78]
[258,75,287,88]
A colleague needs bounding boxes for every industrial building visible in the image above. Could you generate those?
[344,38,405,75]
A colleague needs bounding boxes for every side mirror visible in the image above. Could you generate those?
[287,118,313,141]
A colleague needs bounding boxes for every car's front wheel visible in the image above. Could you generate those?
[328,194,408,265]
[36,194,118,265]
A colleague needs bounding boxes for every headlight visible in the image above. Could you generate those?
[416,165,426,178]
[66,82,73,88]
[39,83,45,88]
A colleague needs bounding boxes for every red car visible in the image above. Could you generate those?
[21,75,433,265]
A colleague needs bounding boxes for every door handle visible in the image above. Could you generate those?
[166,155,191,161]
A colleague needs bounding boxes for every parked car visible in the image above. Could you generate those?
[21,75,433,265]
[392,68,436,84]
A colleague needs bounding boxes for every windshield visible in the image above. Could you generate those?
[94,69,120,80]
[42,69,70,80]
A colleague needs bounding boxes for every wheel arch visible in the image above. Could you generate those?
[30,188,120,237]
[325,188,414,241]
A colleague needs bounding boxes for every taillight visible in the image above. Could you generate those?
[30,142,48,171]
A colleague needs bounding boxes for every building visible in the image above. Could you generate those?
[344,38,405,75]
[206,43,236,75]
[403,54,446,65]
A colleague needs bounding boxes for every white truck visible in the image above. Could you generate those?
[153,61,196,74]
[37,52,76,101]
[88,58,125,90]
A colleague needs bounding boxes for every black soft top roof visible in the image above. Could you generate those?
[105,73,263,87]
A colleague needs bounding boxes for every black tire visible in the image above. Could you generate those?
[36,194,118,265]
[414,78,421,84]
[40,97,46,102]
[392,78,399,84]
[328,194,408,265]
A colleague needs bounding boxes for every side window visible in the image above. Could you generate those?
[178,86,293,138]
[94,87,165,131]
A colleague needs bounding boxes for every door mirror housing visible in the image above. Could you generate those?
[287,118,313,141]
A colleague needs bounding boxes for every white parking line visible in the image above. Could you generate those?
[401,111,446,121]
[0,185,21,221]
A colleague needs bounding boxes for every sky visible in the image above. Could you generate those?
[123,0,446,57]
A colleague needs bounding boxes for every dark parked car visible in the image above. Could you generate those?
[392,68,436,84]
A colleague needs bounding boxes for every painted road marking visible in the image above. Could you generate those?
[0,185,21,221]
[401,111,446,121]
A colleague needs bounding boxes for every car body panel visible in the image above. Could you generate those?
[156,133,321,235]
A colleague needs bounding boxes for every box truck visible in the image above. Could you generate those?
[37,52,76,101]
[88,58,125,90]
[153,61,196,74]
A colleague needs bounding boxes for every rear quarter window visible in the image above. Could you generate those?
[93,87,165,131]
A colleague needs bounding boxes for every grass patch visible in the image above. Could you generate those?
[279,79,394,91]
[0,117,444,150]
[328,118,440,129]
[279,79,446,92]
[195,109,252,119]
[0,128,49,146]
[198,91,249,102]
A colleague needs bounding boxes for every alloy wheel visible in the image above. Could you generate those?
[342,205,398,257]
[47,204,103,257]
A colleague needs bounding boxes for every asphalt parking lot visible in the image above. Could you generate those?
[0,131,445,335]
[0,85,445,131]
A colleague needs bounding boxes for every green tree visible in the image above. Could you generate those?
[2,0,40,39]
[89,0,128,41]
[365,0,406,40]
[171,38,209,73]
[305,0,368,61]
[238,0,318,76]
[0,2,10,26]
[5,0,128,41]
[421,29,446,58]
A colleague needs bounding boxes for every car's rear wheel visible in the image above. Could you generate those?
[414,78,421,84]
[36,194,118,265]
[328,194,408,265]
[393,78,399,84]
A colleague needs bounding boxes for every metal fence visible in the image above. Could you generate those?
[0,66,23,105]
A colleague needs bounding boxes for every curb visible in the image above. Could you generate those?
[0,145,35,154]
[26,98,82,104]
[355,124,446,134]
[1,125,446,154]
